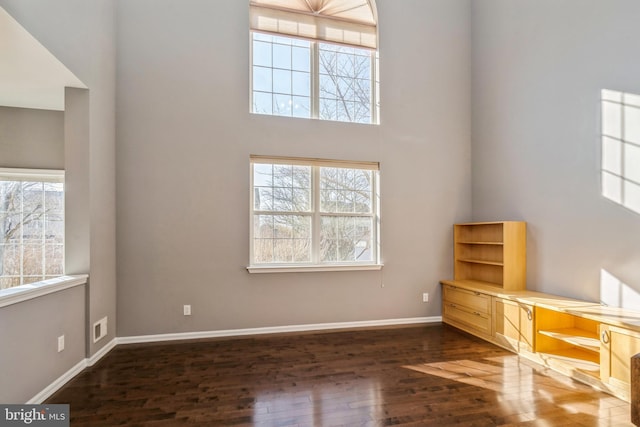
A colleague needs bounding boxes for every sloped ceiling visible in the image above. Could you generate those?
[0,6,86,111]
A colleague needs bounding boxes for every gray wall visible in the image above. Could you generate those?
[0,106,64,169]
[0,287,85,403]
[0,0,116,402]
[471,0,640,303]
[115,0,472,336]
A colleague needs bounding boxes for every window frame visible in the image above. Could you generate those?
[250,31,380,125]
[248,156,382,273]
[0,167,65,289]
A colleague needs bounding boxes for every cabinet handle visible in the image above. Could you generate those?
[601,330,610,344]
[474,292,481,296]
[473,311,481,316]
[449,303,457,308]
[526,309,532,321]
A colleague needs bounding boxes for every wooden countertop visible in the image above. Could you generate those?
[441,279,640,331]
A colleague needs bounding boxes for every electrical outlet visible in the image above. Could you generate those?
[58,335,65,352]
[422,293,429,302]
[183,305,191,316]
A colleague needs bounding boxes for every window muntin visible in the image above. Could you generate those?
[0,170,64,289]
[250,158,379,267]
[251,33,378,124]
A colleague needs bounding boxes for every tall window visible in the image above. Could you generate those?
[249,156,380,270]
[249,0,379,124]
[0,169,64,289]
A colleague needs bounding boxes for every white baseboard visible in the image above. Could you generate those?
[27,359,87,404]
[28,338,117,404]
[117,316,442,345]
[88,338,117,367]
[29,318,442,403]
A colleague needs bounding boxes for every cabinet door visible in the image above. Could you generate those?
[494,298,534,352]
[601,324,640,399]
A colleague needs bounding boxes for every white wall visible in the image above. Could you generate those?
[115,0,471,336]
[471,0,640,302]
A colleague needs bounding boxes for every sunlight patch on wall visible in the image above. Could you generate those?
[601,89,640,214]
[600,268,640,311]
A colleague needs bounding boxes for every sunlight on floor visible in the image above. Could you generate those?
[403,355,633,426]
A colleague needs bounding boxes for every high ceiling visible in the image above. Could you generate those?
[0,6,86,111]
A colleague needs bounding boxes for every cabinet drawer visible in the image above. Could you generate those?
[444,302,491,335]
[443,285,491,314]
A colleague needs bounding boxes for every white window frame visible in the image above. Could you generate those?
[250,32,380,125]
[248,156,382,273]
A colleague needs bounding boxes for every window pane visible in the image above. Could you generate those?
[319,74,337,98]
[292,46,310,72]
[273,69,292,94]
[253,40,272,67]
[273,43,291,69]
[292,72,310,96]
[253,91,273,114]
[319,98,337,121]
[320,216,373,262]
[253,32,273,43]
[253,163,273,187]
[22,244,43,276]
[45,244,64,275]
[273,94,292,116]
[292,96,310,118]
[254,164,311,212]
[253,66,272,92]
[253,214,311,263]
[0,244,20,276]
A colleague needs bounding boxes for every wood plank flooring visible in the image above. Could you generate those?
[47,324,633,426]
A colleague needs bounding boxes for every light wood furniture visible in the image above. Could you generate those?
[443,221,640,403]
[454,221,526,290]
[441,279,640,402]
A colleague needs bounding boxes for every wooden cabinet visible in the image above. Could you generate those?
[442,284,492,339]
[454,221,526,290]
[534,306,601,380]
[442,220,640,402]
[493,298,534,353]
[600,324,640,401]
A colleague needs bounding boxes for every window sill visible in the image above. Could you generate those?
[247,264,383,274]
[0,275,89,308]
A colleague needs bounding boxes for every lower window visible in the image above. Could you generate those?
[250,156,380,269]
[0,169,64,289]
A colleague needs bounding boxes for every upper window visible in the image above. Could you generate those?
[0,169,64,289]
[249,0,379,124]
[249,156,380,271]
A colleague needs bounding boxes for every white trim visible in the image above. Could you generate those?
[27,338,117,403]
[0,275,88,308]
[118,316,441,345]
[247,263,383,273]
[87,338,117,367]
[0,167,64,182]
[27,359,87,404]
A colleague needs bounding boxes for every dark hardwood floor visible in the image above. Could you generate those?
[47,324,632,426]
